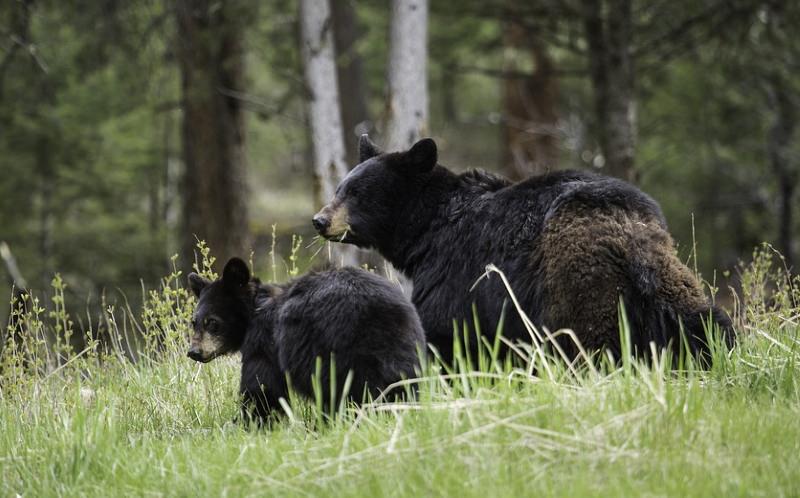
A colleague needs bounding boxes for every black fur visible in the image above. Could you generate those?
[315,137,734,365]
[188,258,424,423]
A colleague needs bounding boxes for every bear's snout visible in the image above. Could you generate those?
[312,213,330,233]
[313,203,350,239]
[187,346,204,362]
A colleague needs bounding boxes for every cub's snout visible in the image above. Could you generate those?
[187,346,204,362]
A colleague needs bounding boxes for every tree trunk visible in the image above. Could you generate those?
[299,0,357,267]
[500,21,559,180]
[767,77,797,270]
[763,5,797,271]
[331,0,370,166]
[380,0,429,291]
[176,0,249,268]
[0,0,33,102]
[582,0,637,182]
[36,134,54,291]
[385,0,429,151]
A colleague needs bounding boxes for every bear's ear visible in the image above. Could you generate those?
[406,138,437,174]
[188,272,211,298]
[222,257,251,288]
[359,134,382,163]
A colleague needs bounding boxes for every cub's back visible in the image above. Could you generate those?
[277,267,418,329]
[273,267,424,386]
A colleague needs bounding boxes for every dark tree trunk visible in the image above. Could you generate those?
[500,21,559,180]
[36,135,53,291]
[176,0,249,268]
[32,63,56,291]
[767,78,797,270]
[331,0,370,167]
[763,4,797,271]
[582,0,637,182]
[0,0,33,102]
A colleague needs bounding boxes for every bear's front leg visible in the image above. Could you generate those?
[239,355,288,427]
[239,389,283,427]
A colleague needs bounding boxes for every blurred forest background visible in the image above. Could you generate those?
[0,0,798,326]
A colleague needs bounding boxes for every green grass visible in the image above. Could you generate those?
[1,244,799,497]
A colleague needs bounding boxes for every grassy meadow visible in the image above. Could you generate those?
[1,244,799,497]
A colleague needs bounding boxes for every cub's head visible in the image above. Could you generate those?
[312,135,438,249]
[186,257,254,363]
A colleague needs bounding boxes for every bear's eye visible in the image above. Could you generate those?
[204,317,218,331]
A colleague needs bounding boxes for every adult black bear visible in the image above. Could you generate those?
[187,258,424,422]
[313,135,734,364]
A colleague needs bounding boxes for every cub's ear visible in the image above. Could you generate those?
[406,138,437,174]
[222,257,251,288]
[188,272,211,298]
[359,134,382,163]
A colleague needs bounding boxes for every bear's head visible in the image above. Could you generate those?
[186,257,254,363]
[312,135,438,249]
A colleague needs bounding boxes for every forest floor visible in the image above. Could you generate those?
[1,246,798,497]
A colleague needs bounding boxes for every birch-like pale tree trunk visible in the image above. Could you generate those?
[299,0,357,266]
[382,0,429,292]
[385,0,429,151]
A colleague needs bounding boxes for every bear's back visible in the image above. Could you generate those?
[500,169,665,226]
[270,267,423,398]
[444,169,666,251]
[413,168,677,361]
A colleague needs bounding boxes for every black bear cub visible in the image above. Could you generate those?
[187,258,424,423]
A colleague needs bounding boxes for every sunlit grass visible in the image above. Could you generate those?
[1,243,798,497]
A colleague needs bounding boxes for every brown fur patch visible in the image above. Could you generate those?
[536,204,707,354]
[191,331,224,359]
[328,203,350,235]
